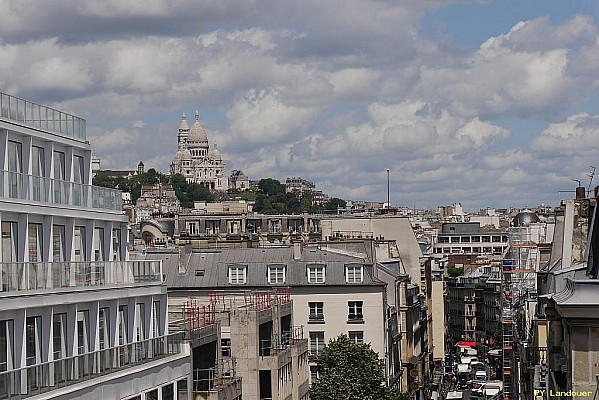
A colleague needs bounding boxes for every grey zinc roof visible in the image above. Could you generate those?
[133,246,384,289]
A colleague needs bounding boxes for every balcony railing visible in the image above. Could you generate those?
[1,170,122,211]
[0,91,86,140]
[0,260,162,294]
[260,326,304,356]
[0,333,184,399]
[525,347,547,369]
[192,358,238,392]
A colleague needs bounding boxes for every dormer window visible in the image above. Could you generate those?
[345,264,364,283]
[228,265,247,284]
[307,264,325,284]
[268,265,286,285]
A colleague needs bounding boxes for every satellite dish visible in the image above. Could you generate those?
[410,369,420,378]
[409,382,420,391]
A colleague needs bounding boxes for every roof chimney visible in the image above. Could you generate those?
[576,186,585,200]
[293,241,302,260]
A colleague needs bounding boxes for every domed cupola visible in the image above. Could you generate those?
[188,110,208,146]
[209,143,222,159]
[179,112,190,132]
[512,209,540,227]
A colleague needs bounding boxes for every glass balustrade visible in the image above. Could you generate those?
[0,333,184,399]
[0,260,162,293]
[0,170,122,211]
[0,91,86,140]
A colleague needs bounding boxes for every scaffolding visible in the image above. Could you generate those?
[501,226,539,400]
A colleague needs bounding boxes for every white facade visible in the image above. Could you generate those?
[292,290,386,357]
[170,112,227,191]
[0,92,190,400]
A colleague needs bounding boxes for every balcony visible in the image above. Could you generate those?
[1,170,122,212]
[260,326,304,356]
[0,260,162,294]
[525,347,547,369]
[0,91,86,140]
[0,332,184,399]
[192,358,241,395]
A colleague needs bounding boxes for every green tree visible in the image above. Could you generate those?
[258,178,285,196]
[311,334,400,400]
[325,197,347,211]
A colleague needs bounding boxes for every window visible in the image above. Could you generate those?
[53,150,66,203]
[307,265,325,284]
[268,265,286,284]
[52,225,66,263]
[228,266,247,284]
[26,316,41,388]
[310,366,319,383]
[2,221,17,264]
[162,383,174,400]
[7,141,22,198]
[136,303,145,341]
[308,302,324,321]
[0,319,14,373]
[73,155,84,205]
[31,146,45,201]
[146,389,159,400]
[74,227,86,262]
[177,379,188,400]
[348,301,363,321]
[309,332,325,355]
[221,338,231,357]
[348,331,364,344]
[152,301,161,337]
[112,229,121,261]
[94,227,105,262]
[345,265,363,283]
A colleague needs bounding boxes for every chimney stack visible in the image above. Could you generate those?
[595,185,599,198]
[293,241,302,260]
[576,186,585,200]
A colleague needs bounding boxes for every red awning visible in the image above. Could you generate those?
[455,341,476,348]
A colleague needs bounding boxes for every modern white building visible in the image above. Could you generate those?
[0,91,190,400]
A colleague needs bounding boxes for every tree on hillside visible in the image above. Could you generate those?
[310,334,400,400]
[258,178,285,196]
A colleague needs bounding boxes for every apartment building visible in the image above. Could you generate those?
[319,216,434,399]
[536,195,599,398]
[134,242,388,396]
[432,222,508,255]
[0,91,190,400]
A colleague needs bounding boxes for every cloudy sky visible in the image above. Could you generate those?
[2,0,599,210]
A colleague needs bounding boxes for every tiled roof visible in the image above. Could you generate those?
[133,245,385,289]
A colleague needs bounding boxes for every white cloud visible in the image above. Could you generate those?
[2,1,599,209]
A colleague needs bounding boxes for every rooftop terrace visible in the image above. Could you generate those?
[0,90,86,141]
